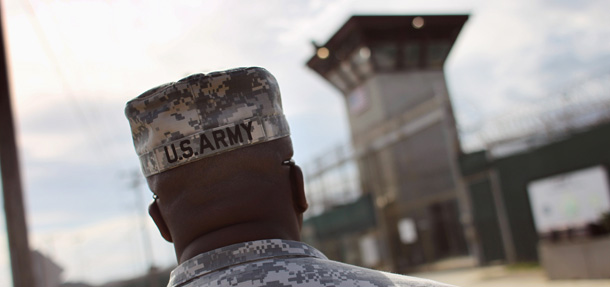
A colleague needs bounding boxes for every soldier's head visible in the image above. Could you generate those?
[125,67,308,262]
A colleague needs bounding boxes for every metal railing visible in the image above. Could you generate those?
[461,72,610,153]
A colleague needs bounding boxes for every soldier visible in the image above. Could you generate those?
[125,67,454,287]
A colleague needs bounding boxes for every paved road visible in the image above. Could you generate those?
[411,265,610,287]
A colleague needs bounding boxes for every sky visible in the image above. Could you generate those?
[1,0,610,285]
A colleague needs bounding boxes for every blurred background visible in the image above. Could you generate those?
[2,0,610,286]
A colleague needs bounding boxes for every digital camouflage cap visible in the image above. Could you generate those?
[125,67,290,177]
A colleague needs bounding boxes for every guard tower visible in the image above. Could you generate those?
[306,15,471,272]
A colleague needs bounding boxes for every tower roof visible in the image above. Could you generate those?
[306,15,469,94]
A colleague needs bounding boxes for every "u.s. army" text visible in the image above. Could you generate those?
[163,121,254,163]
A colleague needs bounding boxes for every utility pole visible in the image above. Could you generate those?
[0,5,37,287]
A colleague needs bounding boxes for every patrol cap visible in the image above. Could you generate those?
[125,67,290,177]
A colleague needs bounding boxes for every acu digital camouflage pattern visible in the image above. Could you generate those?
[169,239,455,287]
[125,67,290,177]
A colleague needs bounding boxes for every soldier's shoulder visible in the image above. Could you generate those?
[176,252,456,287]
[319,258,456,287]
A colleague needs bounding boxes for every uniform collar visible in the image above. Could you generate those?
[169,239,327,287]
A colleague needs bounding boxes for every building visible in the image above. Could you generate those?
[32,250,63,287]
[458,76,610,274]
[303,14,610,277]
[304,15,472,273]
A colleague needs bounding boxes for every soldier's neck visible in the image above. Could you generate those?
[176,221,300,264]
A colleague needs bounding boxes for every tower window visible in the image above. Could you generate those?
[371,43,398,71]
[427,41,451,68]
[403,43,421,69]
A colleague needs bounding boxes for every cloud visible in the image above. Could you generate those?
[16,94,135,164]
[29,214,176,284]
[445,0,610,151]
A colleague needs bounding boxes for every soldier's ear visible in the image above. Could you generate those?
[149,201,173,242]
[290,164,308,214]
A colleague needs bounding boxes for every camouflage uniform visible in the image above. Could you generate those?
[168,239,454,287]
